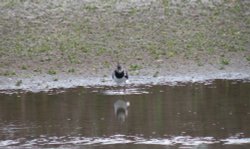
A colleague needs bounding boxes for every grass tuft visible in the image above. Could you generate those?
[129,64,142,71]
[221,58,230,65]
[48,69,57,75]
[246,56,250,61]
[68,68,75,73]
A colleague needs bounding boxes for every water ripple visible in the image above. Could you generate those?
[1,135,250,147]
[102,88,149,95]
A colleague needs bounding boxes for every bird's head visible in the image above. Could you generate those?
[117,64,122,71]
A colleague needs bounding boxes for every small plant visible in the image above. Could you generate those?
[128,7,138,15]
[129,64,142,71]
[221,58,230,65]
[68,55,77,64]
[48,69,57,75]
[219,66,225,70]
[96,47,107,56]
[21,65,27,70]
[68,68,75,73]
[16,80,22,86]
[80,46,90,53]
[53,78,58,81]
[103,61,110,68]
[3,71,16,76]
[207,48,214,54]
[33,68,42,73]
[84,5,98,11]
[167,51,175,58]
[246,56,250,61]
[197,61,203,67]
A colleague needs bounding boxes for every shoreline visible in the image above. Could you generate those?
[1,70,250,93]
[1,0,250,93]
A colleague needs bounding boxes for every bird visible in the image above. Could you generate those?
[114,100,130,122]
[112,63,128,84]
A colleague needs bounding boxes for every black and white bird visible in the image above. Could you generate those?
[112,64,128,84]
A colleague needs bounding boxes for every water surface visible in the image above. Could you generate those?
[0,79,250,149]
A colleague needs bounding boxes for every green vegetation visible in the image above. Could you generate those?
[0,0,249,76]
[246,56,250,62]
[3,71,16,76]
[129,64,142,71]
[83,5,98,11]
[103,61,110,68]
[96,47,107,56]
[21,65,27,70]
[33,68,42,73]
[2,0,20,8]
[68,68,75,73]
[221,58,230,65]
[48,69,57,75]
[197,60,204,67]
[207,48,214,54]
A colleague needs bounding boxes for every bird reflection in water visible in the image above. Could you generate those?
[114,100,130,122]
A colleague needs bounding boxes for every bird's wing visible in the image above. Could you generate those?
[125,71,128,79]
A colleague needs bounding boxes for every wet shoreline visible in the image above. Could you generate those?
[1,71,250,93]
[1,134,250,148]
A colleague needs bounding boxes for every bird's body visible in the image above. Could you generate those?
[112,64,128,84]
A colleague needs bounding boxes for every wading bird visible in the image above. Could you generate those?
[112,63,128,84]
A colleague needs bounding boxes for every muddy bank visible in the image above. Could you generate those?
[0,70,250,93]
[0,0,250,92]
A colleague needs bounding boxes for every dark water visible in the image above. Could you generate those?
[0,79,250,149]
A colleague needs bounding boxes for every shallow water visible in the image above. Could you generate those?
[0,79,250,149]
